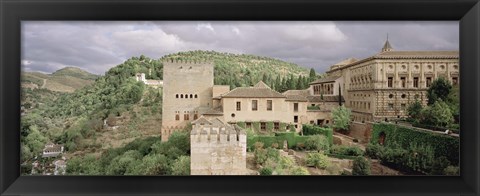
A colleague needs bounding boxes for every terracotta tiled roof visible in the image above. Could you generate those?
[375,51,459,58]
[191,117,212,125]
[203,107,223,115]
[222,81,286,98]
[307,95,345,102]
[327,50,459,73]
[310,76,342,84]
[210,118,226,127]
[283,90,309,102]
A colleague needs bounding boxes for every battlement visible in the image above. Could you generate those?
[191,124,246,144]
[162,59,213,66]
[190,117,247,175]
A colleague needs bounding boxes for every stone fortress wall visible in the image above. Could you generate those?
[190,118,247,175]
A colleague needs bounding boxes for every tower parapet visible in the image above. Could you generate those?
[190,117,247,175]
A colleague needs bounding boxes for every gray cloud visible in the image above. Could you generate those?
[22,21,458,75]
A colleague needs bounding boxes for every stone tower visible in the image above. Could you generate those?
[161,59,214,141]
[190,117,247,175]
[381,35,394,52]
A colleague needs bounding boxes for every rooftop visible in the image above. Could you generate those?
[221,81,286,98]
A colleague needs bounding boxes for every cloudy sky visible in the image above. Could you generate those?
[21,21,459,75]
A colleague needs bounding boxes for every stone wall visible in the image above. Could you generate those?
[190,124,247,175]
[347,121,372,143]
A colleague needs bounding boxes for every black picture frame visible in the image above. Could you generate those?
[1,0,479,195]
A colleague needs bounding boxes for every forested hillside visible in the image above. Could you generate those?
[161,50,320,91]
[22,67,99,93]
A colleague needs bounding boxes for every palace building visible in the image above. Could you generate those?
[160,39,459,141]
[325,38,459,122]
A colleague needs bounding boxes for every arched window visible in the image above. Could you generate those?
[175,114,180,121]
[176,94,179,98]
[190,94,193,98]
[184,94,188,99]
[195,94,198,98]
[378,132,386,145]
[180,94,183,98]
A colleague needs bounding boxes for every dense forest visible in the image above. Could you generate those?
[20,51,319,175]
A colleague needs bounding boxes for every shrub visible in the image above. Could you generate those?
[291,166,310,175]
[430,156,450,175]
[330,145,364,156]
[352,156,371,175]
[306,152,330,169]
[443,166,459,175]
[365,144,383,159]
[171,156,190,175]
[259,167,273,175]
[302,124,333,146]
[304,135,330,152]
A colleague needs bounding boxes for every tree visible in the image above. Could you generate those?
[171,156,190,175]
[407,99,423,121]
[427,77,452,105]
[309,68,316,82]
[421,100,454,127]
[331,105,352,131]
[352,156,371,175]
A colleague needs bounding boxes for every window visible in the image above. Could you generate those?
[175,114,180,121]
[389,94,394,99]
[388,77,393,87]
[426,77,432,87]
[236,101,241,111]
[294,115,298,123]
[294,103,299,112]
[195,94,198,98]
[190,94,193,98]
[274,122,279,130]
[400,77,406,88]
[184,114,190,120]
[180,94,184,98]
[246,122,252,129]
[401,94,406,99]
[452,77,458,85]
[267,100,273,111]
[413,77,419,88]
[388,103,394,110]
[260,122,266,131]
[252,100,258,111]
[184,94,188,99]
[176,94,179,98]
[193,114,198,120]
[231,113,236,118]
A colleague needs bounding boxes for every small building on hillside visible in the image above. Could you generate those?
[42,142,64,158]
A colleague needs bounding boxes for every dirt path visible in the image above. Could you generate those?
[41,79,47,88]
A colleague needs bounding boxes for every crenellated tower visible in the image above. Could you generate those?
[190,117,247,175]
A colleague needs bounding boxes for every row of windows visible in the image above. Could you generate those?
[386,76,458,88]
[313,83,334,95]
[350,101,371,110]
[386,103,407,110]
[175,94,198,99]
[236,100,273,111]
[244,122,281,131]
[175,111,199,121]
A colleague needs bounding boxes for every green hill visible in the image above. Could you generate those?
[52,67,99,80]
[22,67,99,93]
